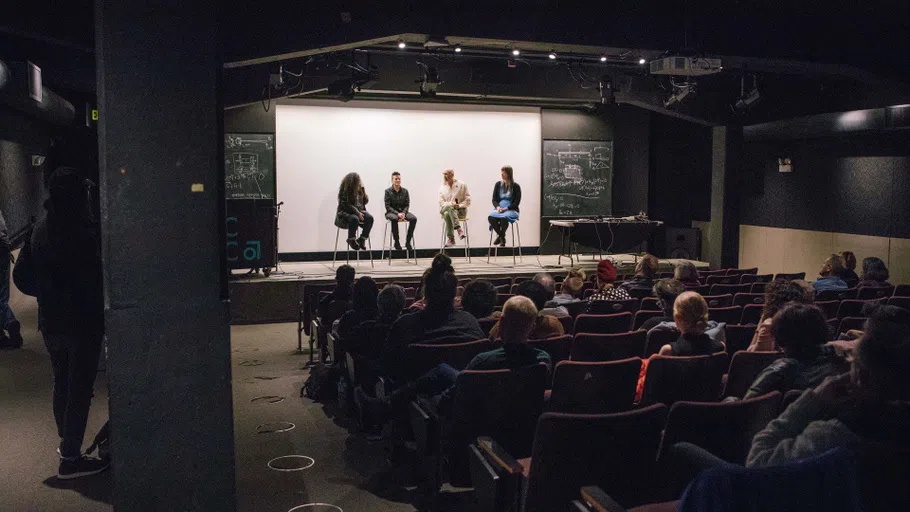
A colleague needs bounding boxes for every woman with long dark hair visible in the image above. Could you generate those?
[488,165,521,247]
[858,256,891,288]
[334,172,373,251]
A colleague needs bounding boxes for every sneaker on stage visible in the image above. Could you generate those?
[445,237,456,247]
[456,227,466,240]
[58,456,110,480]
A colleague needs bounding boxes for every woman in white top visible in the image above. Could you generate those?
[438,169,471,247]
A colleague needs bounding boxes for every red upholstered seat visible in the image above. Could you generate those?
[724,324,757,355]
[574,312,634,335]
[722,351,784,398]
[740,303,763,324]
[703,294,734,308]
[587,298,640,315]
[549,358,642,414]
[640,352,729,406]
[572,331,647,362]
[633,310,664,330]
[708,306,742,324]
[732,292,765,307]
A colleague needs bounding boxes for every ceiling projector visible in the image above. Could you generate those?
[649,56,722,76]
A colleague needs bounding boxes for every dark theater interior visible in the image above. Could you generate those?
[2,1,910,511]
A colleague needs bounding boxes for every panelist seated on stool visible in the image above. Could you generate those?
[384,171,417,251]
[438,168,470,247]
[335,172,373,251]
[488,165,521,247]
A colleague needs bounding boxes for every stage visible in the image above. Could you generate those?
[228,253,710,324]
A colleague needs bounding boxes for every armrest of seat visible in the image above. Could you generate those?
[476,436,523,475]
[470,437,523,512]
[408,398,439,456]
[580,486,628,512]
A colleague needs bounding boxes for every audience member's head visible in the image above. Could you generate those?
[516,281,550,313]
[533,273,557,300]
[561,269,586,298]
[861,256,890,283]
[654,278,685,315]
[674,261,700,283]
[635,254,660,279]
[771,303,830,360]
[499,295,538,345]
[673,291,709,335]
[820,254,845,277]
[596,259,618,289]
[855,305,910,400]
[352,276,379,312]
[762,279,813,321]
[377,284,406,322]
[423,254,458,310]
[841,251,857,272]
[461,279,497,319]
[336,264,356,285]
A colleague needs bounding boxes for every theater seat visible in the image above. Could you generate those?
[644,328,679,357]
[703,294,734,308]
[857,286,895,300]
[574,312,634,335]
[708,306,743,324]
[722,351,784,398]
[739,273,772,284]
[587,299,640,315]
[774,272,806,280]
[548,358,642,413]
[658,391,782,464]
[709,284,751,296]
[633,310,664,330]
[740,303,763,325]
[527,334,572,366]
[572,331,647,362]
[640,353,729,406]
[405,339,493,378]
[816,288,858,301]
[724,324,757,354]
[472,404,669,512]
[639,297,661,311]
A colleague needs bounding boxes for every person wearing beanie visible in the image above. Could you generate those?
[586,259,631,308]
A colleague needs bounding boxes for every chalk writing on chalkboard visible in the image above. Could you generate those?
[224,133,275,200]
[541,140,613,218]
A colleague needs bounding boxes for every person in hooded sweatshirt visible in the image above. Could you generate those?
[30,168,108,479]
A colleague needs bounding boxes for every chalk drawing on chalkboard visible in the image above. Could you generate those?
[227,135,274,151]
[542,140,613,217]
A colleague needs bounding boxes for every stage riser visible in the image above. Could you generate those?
[228,256,709,325]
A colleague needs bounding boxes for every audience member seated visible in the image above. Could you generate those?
[747,304,910,468]
[647,293,727,346]
[362,295,550,417]
[658,291,726,356]
[640,278,685,332]
[748,279,813,352]
[489,281,564,340]
[586,259,631,306]
[857,256,892,288]
[813,253,849,292]
[743,303,847,399]
[336,276,379,339]
[349,284,407,361]
[674,260,702,287]
[460,279,498,320]
[551,269,586,305]
[318,264,355,322]
[381,254,483,381]
[535,272,569,317]
[840,251,859,283]
[619,253,659,295]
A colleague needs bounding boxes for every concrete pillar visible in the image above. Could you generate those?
[96,0,235,509]
[707,125,743,269]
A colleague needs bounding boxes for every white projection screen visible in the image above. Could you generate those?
[276,100,542,253]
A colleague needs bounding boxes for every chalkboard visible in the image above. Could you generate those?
[225,133,275,200]
[542,140,613,217]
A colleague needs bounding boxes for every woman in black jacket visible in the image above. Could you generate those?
[487,165,521,247]
[334,172,373,250]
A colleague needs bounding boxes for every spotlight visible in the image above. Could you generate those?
[638,58,646,65]
[512,48,520,56]
[664,85,693,108]
[733,75,760,112]
[600,55,607,62]
[549,51,557,60]
[454,46,462,53]
[416,65,441,98]
[397,40,406,49]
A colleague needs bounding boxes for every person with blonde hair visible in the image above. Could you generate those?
[552,268,586,305]
[438,169,471,247]
[658,291,725,356]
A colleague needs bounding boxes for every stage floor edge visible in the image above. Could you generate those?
[228,255,709,325]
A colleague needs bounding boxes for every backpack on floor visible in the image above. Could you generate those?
[301,363,338,402]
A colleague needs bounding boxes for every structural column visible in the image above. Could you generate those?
[707,125,743,269]
[96,0,235,509]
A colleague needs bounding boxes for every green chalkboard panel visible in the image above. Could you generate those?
[225,133,275,200]
[541,140,613,217]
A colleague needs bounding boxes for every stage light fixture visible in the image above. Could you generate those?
[549,51,557,60]
[512,48,520,56]
[600,55,607,62]
[638,58,646,65]
[454,46,462,53]
[397,40,406,49]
